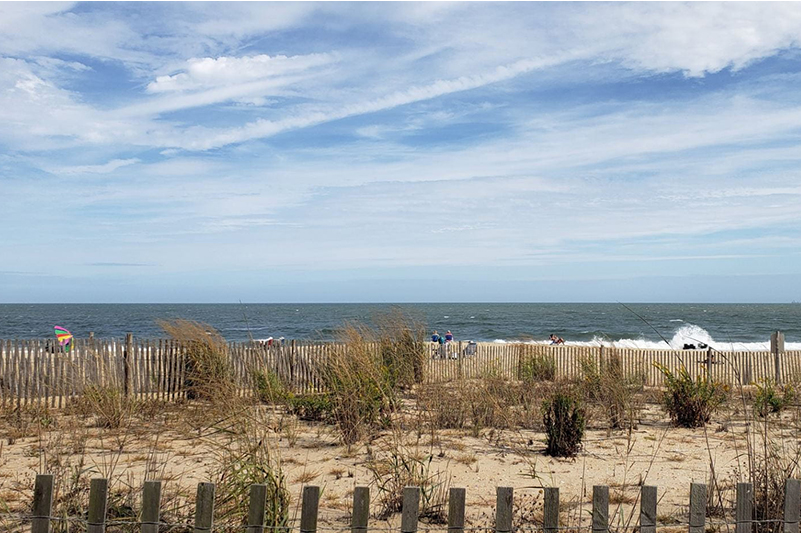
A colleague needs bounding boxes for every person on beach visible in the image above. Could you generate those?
[445,330,454,342]
[549,334,565,345]
[431,330,440,343]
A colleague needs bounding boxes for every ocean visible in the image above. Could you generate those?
[1,303,799,351]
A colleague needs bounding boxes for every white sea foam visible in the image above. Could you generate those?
[491,324,801,352]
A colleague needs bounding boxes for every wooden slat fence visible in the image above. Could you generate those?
[6,473,801,533]
[2,338,800,405]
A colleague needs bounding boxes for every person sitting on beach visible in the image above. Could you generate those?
[445,330,454,342]
[431,330,440,343]
[549,334,565,345]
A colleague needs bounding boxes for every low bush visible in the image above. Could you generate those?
[542,385,585,457]
[286,393,333,422]
[252,368,288,404]
[655,364,727,428]
[754,379,794,417]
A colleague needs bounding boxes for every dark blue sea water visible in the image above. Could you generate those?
[0,303,799,350]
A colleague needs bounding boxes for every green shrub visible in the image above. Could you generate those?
[754,379,795,417]
[77,385,137,429]
[542,386,585,457]
[374,309,427,389]
[286,393,333,422]
[252,368,287,404]
[656,364,727,428]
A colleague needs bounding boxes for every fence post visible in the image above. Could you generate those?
[496,487,513,533]
[640,486,657,533]
[300,486,320,533]
[31,474,53,533]
[194,482,216,533]
[448,488,466,533]
[784,479,801,533]
[772,331,785,383]
[352,487,370,533]
[735,483,753,533]
[689,483,706,533]
[706,348,713,383]
[593,486,609,533]
[401,487,420,533]
[247,484,267,533]
[87,478,108,533]
[544,487,559,533]
[142,480,162,533]
[124,333,133,396]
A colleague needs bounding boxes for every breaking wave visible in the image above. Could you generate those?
[492,324,801,352]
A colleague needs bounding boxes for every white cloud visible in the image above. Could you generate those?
[147,53,337,93]
[52,158,140,175]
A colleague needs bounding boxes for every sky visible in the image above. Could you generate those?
[2,2,801,303]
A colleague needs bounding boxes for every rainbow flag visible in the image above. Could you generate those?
[54,326,73,353]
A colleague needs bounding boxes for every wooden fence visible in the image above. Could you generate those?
[2,337,801,406]
[5,473,801,533]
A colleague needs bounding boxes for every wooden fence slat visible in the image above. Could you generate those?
[495,487,513,533]
[448,487,466,533]
[31,473,54,533]
[300,486,320,533]
[592,485,609,533]
[401,487,420,533]
[544,487,559,533]
[640,486,657,533]
[246,483,267,533]
[784,479,801,533]
[193,482,216,533]
[87,478,108,533]
[351,486,370,533]
[689,483,706,533]
[141,480,162,533]
[736,482,753,533]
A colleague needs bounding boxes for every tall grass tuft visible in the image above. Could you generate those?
[159,319,235,401]
[580,351,643,429]
[322,324,395,444]
[374,308,427,389]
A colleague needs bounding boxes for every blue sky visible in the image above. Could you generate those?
[2,2,801,303]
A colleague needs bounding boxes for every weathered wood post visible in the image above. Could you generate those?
[31,474,54,533]
[193,482,215,533]
[300,486,320,533]
[448,488,466,533]
[689,483,707,533]
[141,480,162,533]
[124,333,133,396]
[401,487,420,533]
[87,478,108,533]
[246,484,267,533]
[495,487,513,533]
[592,485,609,533]
[772,331,785,384]
[640,486,657,533]
[351,487,370,533]
[784,479,801,533]
[735,482,753,533]
[544,487,559,533]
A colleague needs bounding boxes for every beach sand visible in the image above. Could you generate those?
[0,397,788,529]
